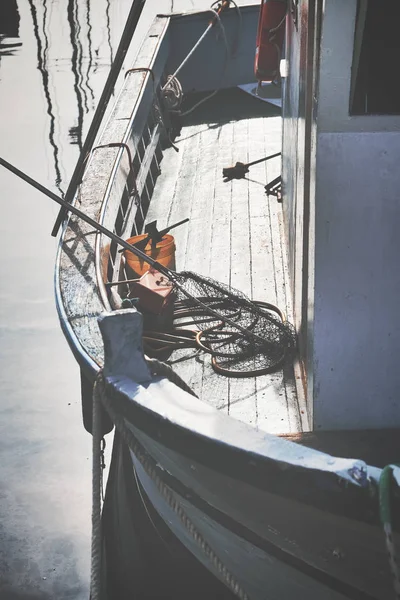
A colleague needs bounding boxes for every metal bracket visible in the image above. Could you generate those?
[125,66,155,83]
[92,142,133,173]
[265,175,282,202]
[91,142,139,203]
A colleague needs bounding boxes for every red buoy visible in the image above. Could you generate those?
[254,0,287,82]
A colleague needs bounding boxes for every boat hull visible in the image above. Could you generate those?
[100,413,398,600]
[102,433,239,599]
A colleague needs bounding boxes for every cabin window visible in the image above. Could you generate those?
[350,0,400,115]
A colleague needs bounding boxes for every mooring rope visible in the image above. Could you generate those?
[90,376,104,600]
[90,367,250,600]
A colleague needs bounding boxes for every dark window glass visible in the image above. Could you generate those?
[350,0,400,115]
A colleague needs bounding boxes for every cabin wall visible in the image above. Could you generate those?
[282,6,301,286]
[311,0,400,429]
[313,132,400,430]
[166,6,259,92]
[282,0,319,425]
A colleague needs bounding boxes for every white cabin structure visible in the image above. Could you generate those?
[283,0,400,430]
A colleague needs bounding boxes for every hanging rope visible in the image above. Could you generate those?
[90,376,105,600]
[90,368,251,600]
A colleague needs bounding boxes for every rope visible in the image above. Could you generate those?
[379,464,400,599]
[142,300,290,378]
[90,376,104,600]
[161,75,183,112]
[91,369,250,600]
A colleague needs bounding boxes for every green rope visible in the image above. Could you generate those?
[379,464,400,600]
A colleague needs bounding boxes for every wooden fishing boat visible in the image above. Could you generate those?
[54,2,400,599]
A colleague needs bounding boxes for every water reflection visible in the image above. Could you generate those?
[28,0,64,193]
[0,0,116,192]
[67,0,86,149]
[105,0,114,68]
[0,0,20,37]
[84,0,95,106]
[0,1,125,597]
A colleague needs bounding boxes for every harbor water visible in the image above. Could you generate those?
[0,1,253,598]
[0,1,192,598]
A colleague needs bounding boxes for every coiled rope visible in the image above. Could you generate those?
[91,363,250,600]
[142,299,291,378]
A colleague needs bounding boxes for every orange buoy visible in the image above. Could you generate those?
[254,0,287,83]
[123,234,176,278]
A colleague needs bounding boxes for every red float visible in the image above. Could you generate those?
[254,0,287,82]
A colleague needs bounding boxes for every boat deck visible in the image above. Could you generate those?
[146,89,304,434]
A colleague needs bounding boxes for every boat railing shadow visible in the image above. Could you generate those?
[179,86,281,129]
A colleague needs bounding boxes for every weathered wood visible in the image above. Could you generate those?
[200,122,233,411]
[146,91,301,434]
[149,126,204,393]
[98,303,399,599]
[228,117,257,426]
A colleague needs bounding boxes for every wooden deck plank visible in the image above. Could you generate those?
[227,117,258,426]
[246,116,291,433]
[178,125,221,395]
[154,127,205,392]
[146,127,193,242]
[200,122,232,410]
[168,126,202,270]
[185,124,230,408]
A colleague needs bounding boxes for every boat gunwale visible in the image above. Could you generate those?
[94,21,170,312]
[103,369,398,528]
[54,14,171,376]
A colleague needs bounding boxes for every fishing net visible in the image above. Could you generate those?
[169,271,297,377]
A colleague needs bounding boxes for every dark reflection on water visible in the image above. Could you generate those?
[0,0,21,62]
[0,0,20,37]
[28,0,64,193]
[67,0,86,150]
[0,0,115,192]
[84,0,95,106]
[105,0,113,67]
